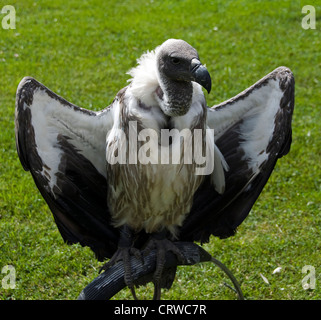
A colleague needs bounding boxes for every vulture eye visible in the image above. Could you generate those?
[170,57,181,65]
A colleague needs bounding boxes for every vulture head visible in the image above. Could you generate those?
[155,39,212,116]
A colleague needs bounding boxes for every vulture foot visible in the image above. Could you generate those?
[99,225,143,300]
[144,231,185,300]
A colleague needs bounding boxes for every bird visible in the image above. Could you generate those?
[15,39,294,299]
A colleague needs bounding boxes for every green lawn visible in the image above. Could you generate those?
[0,0,320,300]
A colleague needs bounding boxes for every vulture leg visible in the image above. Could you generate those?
[144,230,185,300]
[99,225,142,300]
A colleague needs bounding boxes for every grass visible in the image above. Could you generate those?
[0,0,320,300]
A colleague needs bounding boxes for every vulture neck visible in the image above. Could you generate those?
[158,73,193,116]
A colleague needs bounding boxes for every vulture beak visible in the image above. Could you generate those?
[190,58,212,94]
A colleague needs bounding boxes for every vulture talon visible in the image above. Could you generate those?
[99,246,142,273]
[99,225,143,300]
[99,246,141,300]
[144,231,185,300]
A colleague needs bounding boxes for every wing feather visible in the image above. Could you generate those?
[15,77,118,259]
[180,67,294,242]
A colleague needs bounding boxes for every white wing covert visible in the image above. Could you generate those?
[15,77,118,259]
[180,67,294,242]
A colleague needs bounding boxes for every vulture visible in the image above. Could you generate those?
[15,39,294,299]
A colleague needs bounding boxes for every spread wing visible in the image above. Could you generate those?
[180,67,295,242]
[15,77,118,260]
